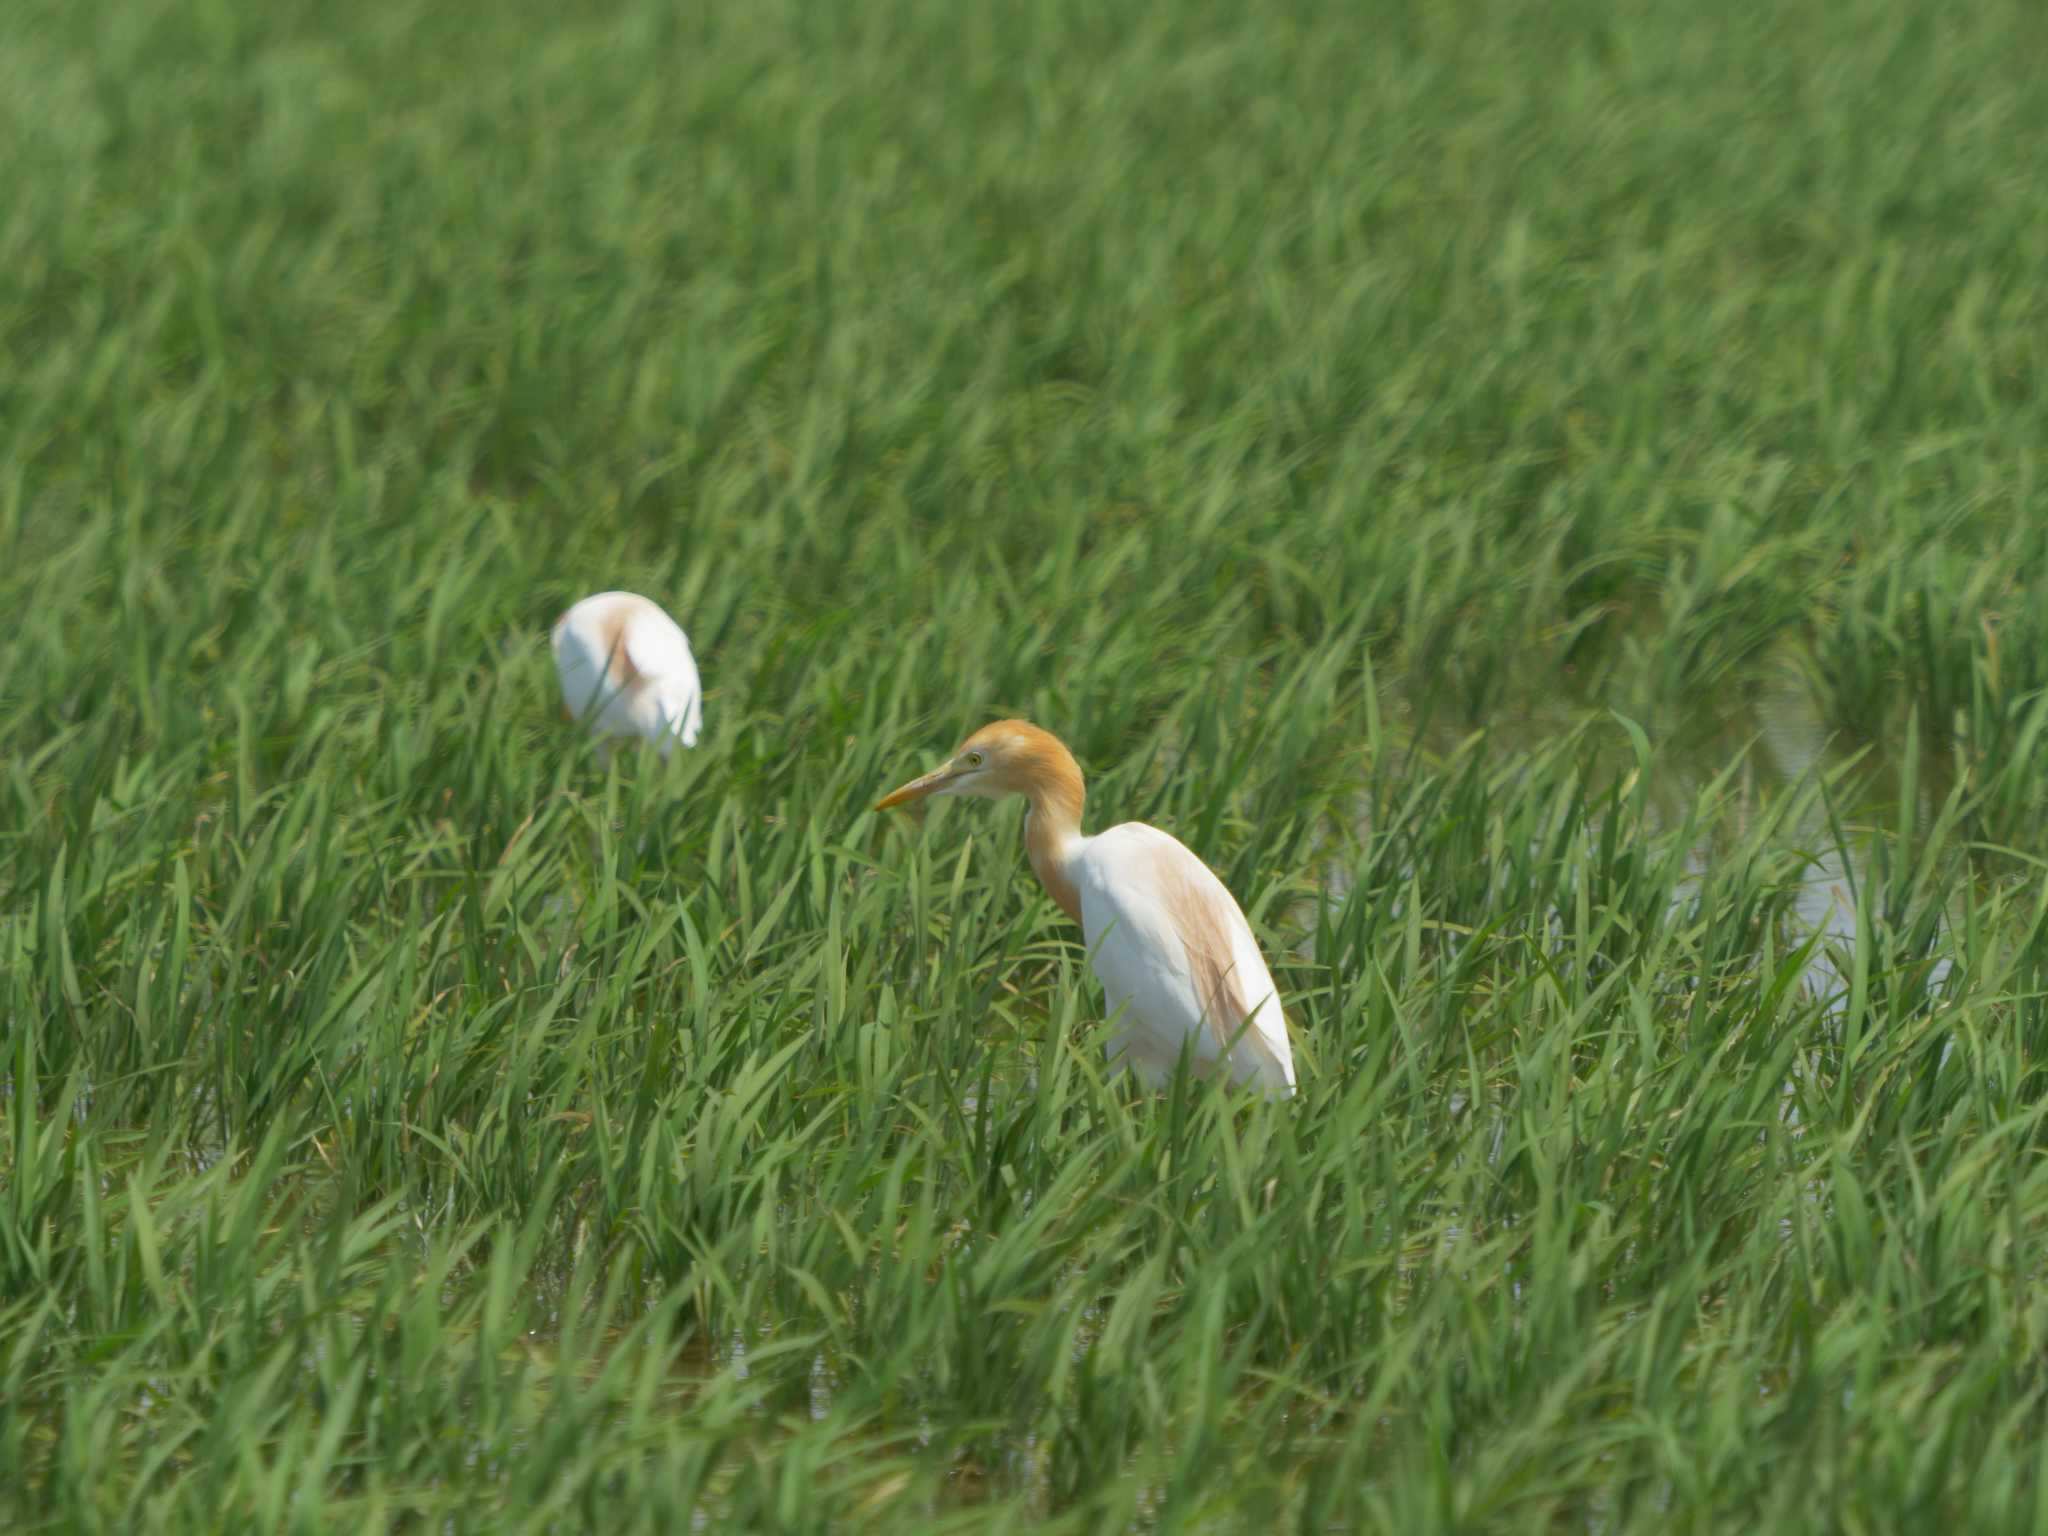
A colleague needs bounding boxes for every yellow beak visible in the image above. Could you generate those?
[874,763,957,812]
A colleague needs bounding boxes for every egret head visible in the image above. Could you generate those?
[873,720,1081,811]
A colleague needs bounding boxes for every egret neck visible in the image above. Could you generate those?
[1018,740,1086,925]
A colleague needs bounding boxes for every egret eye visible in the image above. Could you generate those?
[965,751,985,768]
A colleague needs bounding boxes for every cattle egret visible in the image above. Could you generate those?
[874,720,1295,1096]
[551,591,702,758]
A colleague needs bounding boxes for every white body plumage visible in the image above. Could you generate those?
[551,591,702,758]
[1069,822,1294,1094]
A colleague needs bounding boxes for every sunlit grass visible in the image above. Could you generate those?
[5,0,2048,1528]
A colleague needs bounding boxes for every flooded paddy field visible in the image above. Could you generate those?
[6,0,2048,1529]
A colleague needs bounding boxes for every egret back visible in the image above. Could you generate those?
[622,606,703,749]
[1072,822,1294,1095]
[552,591,702,753]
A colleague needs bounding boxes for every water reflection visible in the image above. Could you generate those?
[1749,683,1862,1010]
[1744,681,1952,1012]
[1386,675,1954,1016]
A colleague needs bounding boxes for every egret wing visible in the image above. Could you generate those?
[1075,823,1294,1093]
[622,606,695,681]
[644,671,704,750]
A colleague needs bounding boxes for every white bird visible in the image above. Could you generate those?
[874,720,1295,1096]
[551,591,702,758]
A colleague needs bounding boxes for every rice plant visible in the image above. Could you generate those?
[5,0,2048,1528]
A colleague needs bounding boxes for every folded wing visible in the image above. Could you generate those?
[623,605,702,748]
[1075,822,1294,1094]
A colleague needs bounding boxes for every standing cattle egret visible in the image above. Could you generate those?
[874,720,1295,1096]
[551,591,702,758]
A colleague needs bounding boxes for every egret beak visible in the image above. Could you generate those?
[874,763,958,812]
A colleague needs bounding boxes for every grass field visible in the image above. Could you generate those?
[6,0,2048,1528]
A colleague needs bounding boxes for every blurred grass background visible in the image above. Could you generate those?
[5,0,2048,1529]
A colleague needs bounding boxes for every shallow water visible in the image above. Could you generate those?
[1392,674,1954,1017]
[1702,680,1954,1012]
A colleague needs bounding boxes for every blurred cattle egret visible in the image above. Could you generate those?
[551,591,702,758]
[875,720,1295,1096]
